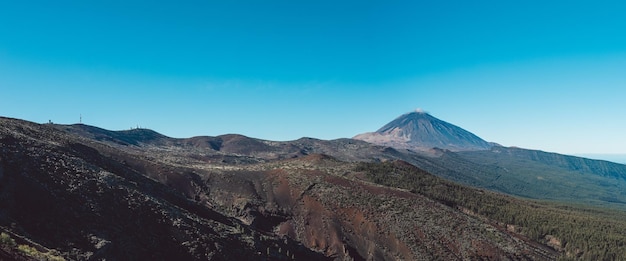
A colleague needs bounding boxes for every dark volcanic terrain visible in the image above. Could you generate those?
[2,115,626,260]
[0,117,560,260]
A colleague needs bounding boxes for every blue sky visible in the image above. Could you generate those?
[1,1,626,155]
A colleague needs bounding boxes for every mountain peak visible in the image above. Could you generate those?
[354,111,491,151]
[413,108,427,114]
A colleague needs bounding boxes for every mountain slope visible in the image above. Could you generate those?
[352,111,626,209]
[5,116,626,260]
[57,118,626,209]
[454,147,626,205]
[356,160,626,260]
[354,111,492,151]
[0,117,327,260]
[0,116,560,260]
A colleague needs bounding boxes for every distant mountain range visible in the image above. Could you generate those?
[354,111,626,208]
[2,113,626,260]
[354,110,492,151]
[0,116,558,260]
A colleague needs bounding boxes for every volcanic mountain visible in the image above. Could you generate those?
[0,116,560,260]
[354,110,492,151]
[3,116,626,260]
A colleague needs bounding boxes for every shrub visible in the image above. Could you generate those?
[17,244,66,261]
[0,232,16,247]
[17,244,40,256]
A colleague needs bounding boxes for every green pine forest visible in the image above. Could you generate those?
[356,161,626,260]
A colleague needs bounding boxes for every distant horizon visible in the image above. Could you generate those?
[574,154,626,165]
[7,113,626,165]
[2,1,625,155]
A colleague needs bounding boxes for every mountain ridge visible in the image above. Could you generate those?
[4,115,626,259]
[0,116,561,260]
[46,117,626,209]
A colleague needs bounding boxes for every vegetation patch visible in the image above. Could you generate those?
[356,161,626,260]
[17,244,66,261]
[1,231,65,261]
[0,232,16,248]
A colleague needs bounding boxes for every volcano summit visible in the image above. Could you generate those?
[354,110,492,151]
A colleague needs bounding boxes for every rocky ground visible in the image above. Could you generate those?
[0,117,557,260]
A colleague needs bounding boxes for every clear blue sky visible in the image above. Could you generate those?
[1,1,626,155]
